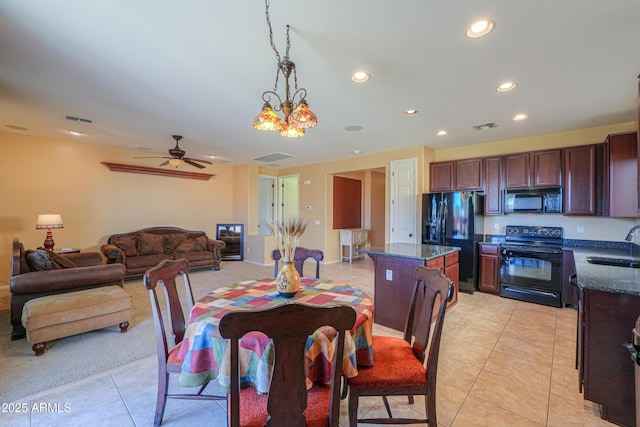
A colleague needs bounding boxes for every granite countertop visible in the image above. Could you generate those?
[358,243,460,261]
[566,246,640,297]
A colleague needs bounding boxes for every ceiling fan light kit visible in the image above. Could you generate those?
[253,0,317,138]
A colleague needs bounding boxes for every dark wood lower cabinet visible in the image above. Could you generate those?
[578,289,640,427]
[478,243,500,294]
[368,252,459,331]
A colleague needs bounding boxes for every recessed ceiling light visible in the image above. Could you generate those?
[497,81,517,92]
[404,109,418,116]
[466,20,495,38]
[352,71,370,83]
[345,125,363,132]
[68,130,83,136]
[436,130,448,136]
[513,113,529,121]
[207,155,217,159]
[353,149,361,155]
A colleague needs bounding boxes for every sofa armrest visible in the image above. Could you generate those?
[101,244,126,265]
[63,251,103,267]
[10,264,127,295]
[208,238,226,251]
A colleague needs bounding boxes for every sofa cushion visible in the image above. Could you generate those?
[163,233,187,254]
[194,236,209,251]
[25,249,55,271]
[50,252,78,269]
[25,249,78,271]
[176,237,197,252]
[176,250,214,263]
[138,233,164,256]
[112,235,138,257]
[126,253,172,270]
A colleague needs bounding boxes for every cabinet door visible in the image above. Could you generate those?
[605,132,638,217]
[484,156,503,214]
[456,158,483,190]
[429,161,455,192]
[444,262,459,306]
[534,149,562,187]
[504,153,531,188]
[564,145,597,215]
[478,244,499,294]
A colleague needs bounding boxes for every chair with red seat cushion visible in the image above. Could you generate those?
[143,258,225,426]
[271,247,324,278]
[219,302,356,427]
[346,265,453,426]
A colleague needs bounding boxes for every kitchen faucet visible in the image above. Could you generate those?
[625,225,640,241]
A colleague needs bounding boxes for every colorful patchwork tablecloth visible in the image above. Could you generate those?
[177,278,374,393]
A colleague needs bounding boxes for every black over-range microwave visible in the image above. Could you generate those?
[503,187,562,213]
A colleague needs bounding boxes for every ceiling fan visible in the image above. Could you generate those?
[135,135,212,169]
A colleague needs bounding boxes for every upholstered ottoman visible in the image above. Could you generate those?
[21,286,132,356]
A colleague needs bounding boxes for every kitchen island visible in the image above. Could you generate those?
[571,246,640,427]
[358,243,460,331]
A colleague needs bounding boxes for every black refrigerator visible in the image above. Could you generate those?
[422,191,484,293]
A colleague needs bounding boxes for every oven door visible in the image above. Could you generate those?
[499,245,563,307]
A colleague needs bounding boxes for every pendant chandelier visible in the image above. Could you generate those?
[253,0,317,138]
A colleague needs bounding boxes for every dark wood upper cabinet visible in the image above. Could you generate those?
[564,145,598,215]
[455,158,483,190]
[429,161,455,192]
[533,149,562,187]
[504,152,531,188]
[603,131,638,217]
[484,156,503,215]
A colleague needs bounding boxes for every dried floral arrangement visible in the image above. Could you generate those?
[267,215,308,262]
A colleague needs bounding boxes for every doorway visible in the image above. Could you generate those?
[258,176,275,235]
[279,175,299,222]
[390,158,417,243]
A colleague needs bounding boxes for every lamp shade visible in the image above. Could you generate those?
[36,214,64,229]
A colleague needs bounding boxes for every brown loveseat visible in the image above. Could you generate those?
[100,226,225,279]
[9,238,127,340]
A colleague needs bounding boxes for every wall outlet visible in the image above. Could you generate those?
[304,180,311,185]
[246,247,250,253]
[493,223,500,230]
[314,220,320,225]
[385,269,393,281]
[577,225,584,234]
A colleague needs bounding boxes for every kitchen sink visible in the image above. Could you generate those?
[586,256,640,268]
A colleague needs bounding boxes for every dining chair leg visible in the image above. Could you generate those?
[382,396,393,418]
[340,376,349,399]
[348,389,359,427]
[154,372,169,426]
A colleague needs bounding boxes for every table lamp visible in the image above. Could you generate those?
[35,213,64,251]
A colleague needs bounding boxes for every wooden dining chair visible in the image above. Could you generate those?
[143,259,226,426]
[271,247,324,278]
[219,302,356,427]
[346,265,454,426]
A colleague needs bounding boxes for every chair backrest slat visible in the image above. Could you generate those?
[271,247,323,278]
[220,302,355,427]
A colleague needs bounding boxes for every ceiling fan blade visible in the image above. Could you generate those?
[134,156,170,159]
[184,157,212,165]
[159,160,170,167]
[184,159,206,169]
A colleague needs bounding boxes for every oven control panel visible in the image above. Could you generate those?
[505,225,563,239]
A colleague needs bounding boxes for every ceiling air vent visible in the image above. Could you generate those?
[253,152,294,162]
[472,121,497,131]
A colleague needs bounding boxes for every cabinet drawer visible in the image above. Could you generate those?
[480,244,499,255]
[426,257,445,270]
[353,230,368,244]
[445,251,459,266]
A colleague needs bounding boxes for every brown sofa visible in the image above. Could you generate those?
[9,238,127,340]
[100,226,225,279]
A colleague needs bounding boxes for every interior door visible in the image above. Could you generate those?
[279,175,299,222]
[390,158,417,243]
[258,176,275,235]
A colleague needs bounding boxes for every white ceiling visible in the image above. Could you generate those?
[1,1,639,169]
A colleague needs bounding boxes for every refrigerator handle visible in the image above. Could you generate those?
[439,199,446,243]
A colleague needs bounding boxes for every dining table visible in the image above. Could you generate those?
[176,277,374,393]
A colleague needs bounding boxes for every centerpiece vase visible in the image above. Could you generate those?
[276,261,300,297]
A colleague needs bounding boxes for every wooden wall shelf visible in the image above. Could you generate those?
[101,162,215,181]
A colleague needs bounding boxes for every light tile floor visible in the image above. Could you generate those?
[1,259,617,426]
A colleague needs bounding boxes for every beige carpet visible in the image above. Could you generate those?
[0,261,277,403]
